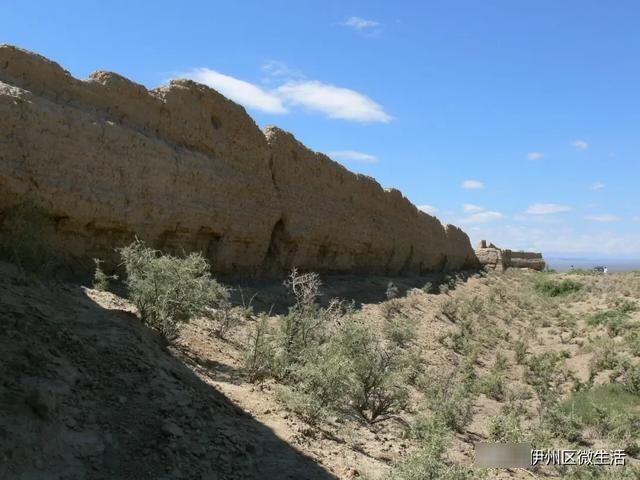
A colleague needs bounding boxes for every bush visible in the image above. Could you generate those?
[119,239,229,339]
[422,372,474,433]
[92,258,118,291]
[336,320,413,423]
[535,279,583,297]
[388,418,480,480]
[489,412,524,442]
[588,303,637,337]
[244,315,277,383]
[384,316,417,347]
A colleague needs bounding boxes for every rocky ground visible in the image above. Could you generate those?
[2,261,640,479]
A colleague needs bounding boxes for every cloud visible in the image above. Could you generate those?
[181,68,286,114]
[589,181,606,191]
[525,203,572,215]
[341,16,381,35]
[463,203,484,213]
[261,61,304,82]
[571,140,589,151]
[527,152,544,160]
[276,80,391,123]
[461,179,485,190]
[465,225,640,256]
[459,211,504,224]
[328,150,378,163]
[417,205,438,215]
[179,68,390,122]
[585,214,619,222]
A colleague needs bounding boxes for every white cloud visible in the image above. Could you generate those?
[341,16,381,35]
[459,211,504,224]
[417,205,438,215]
[527,152,544,160]
[463,203,484,213]
[178,68,390,122]
[525,203,572,215]
[461,179,485,190]
[182,68,286,114]
[328,150,378,163]
[277,80,391,123]
[589,181,606,191]
[467,224,640,256]
[571,139,589,151]
[585,214,619,222]
[261,61,304,81]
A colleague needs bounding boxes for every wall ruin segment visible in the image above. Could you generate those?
[0,45,479,274]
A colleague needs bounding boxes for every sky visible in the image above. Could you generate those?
[2,0,639,258]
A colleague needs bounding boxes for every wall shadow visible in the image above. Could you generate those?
[223,269,484,315]
[0,264,337,480]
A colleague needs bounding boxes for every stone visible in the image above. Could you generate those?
[0,44,479,275]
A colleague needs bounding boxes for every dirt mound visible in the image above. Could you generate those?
[0,262,335,480]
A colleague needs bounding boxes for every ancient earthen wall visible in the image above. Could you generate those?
[0,45,479,274]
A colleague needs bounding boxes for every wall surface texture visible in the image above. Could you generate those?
[0,45,479,274]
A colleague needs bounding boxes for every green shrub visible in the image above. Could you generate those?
[336,320,412,423]
[387,419,480,480]
[525,352,564,408]
[92,257,118,291]
[544,404,583,442]
[119,239,229,339]
[244,315,277,383]
[514,339,528,364]
[488,412,524,442]
[422,372,474,433]
[384,316,417,347]
[589,303,637,337]
[535,279,583,297]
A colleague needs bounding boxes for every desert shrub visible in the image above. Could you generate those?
[422,372,474,433]
[274,386,327,425]
[535,279,583,297]
[384,316,417,347]
[489,412,524,442]
[544,404,583,443]
[479,371,505,401]
[244,315,277,383]
[336,320,413,423]
[514,339,528,364]
[560,384,640,441]
[589,338,626,379]
[525,352,565,409]
[386,281,399,300]
[389,416,479,480]
[278,269,326,366]
[612,360,640,395]
[382,298,403,320]
[92,258,118,291]
[589,302,638,337]
[119,239,229,339]
[0,200,55,273]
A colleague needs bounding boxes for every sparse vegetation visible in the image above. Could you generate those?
[535,278,583,297]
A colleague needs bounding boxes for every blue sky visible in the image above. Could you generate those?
[2,1,639,258]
